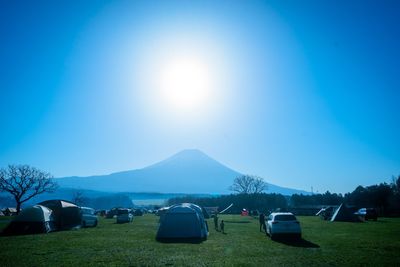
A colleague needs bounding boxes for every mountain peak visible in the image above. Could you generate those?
[143,149,218,170]
[171,148,210,158]
[177,148,204,154]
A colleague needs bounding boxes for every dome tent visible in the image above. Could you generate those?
[1,205,55,236]
[186,203,210,219]
[39,200,82,230]
[156,203,208,241]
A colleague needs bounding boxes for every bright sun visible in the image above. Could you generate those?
[157,56,213,112]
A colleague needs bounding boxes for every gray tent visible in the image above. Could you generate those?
[1,205,55,236]
[156,203,208,241]
[39,200,82,230]
[330,203,361,222]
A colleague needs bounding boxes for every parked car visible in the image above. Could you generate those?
[134,209,144,216]
[355,208,378,221]
[116,209,133,223]
[95,210,107,217]
[266,212,301,239]
[106,208,120,219]
[365,208,378,220]
[81,207,98,227]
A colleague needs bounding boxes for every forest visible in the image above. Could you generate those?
[168,176,400,216]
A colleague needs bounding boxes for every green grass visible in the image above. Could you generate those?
[0,215,399,266]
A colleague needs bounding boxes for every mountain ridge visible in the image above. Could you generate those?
[55,149,310,195]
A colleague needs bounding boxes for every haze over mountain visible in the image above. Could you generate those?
[56,149,310,195]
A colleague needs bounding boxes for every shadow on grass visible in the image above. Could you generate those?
[214,229,228,235]
[156,237,205,244]
[272,236,320,248]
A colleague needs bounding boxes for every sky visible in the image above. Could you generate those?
[0,0,399,194]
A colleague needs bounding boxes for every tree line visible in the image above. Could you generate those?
[290,176,400,216]
[169,175,400,216]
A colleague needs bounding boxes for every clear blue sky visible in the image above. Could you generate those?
[1,0,399,193]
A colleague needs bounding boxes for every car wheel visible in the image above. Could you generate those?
[82,221,86,228]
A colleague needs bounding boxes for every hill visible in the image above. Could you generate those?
[55,149,310,195]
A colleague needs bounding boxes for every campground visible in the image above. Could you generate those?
[0,214,399,266]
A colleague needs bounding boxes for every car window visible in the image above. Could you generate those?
[82,208,94,215]
[275,215,297,221]
[118,209,129,214]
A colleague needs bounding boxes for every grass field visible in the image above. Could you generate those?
[0,214,399,266]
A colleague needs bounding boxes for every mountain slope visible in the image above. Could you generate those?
[56,149,310,195]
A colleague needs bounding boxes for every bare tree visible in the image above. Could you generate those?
[0,165,58,214]
[252,176,268,193]
[230,175,254,194]
[72,190,86,206]
[230,175,267,194]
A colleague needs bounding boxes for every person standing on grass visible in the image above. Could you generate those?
[213,212,219,231]
[259,213,266,232]
[220,220,225,234]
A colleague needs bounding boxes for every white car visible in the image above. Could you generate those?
[266,212,301,239]
[116,209,133,223]
[81,207,98,227]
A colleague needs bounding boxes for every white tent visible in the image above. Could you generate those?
[2,205,55,236]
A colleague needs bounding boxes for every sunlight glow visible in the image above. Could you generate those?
[133,32,233,125]
[157,55,213,112]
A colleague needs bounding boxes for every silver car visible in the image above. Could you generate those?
[81,207,98,227]
[266,212,301,239]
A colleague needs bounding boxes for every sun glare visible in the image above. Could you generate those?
[135,34,230,122]
[157,56,213,112]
